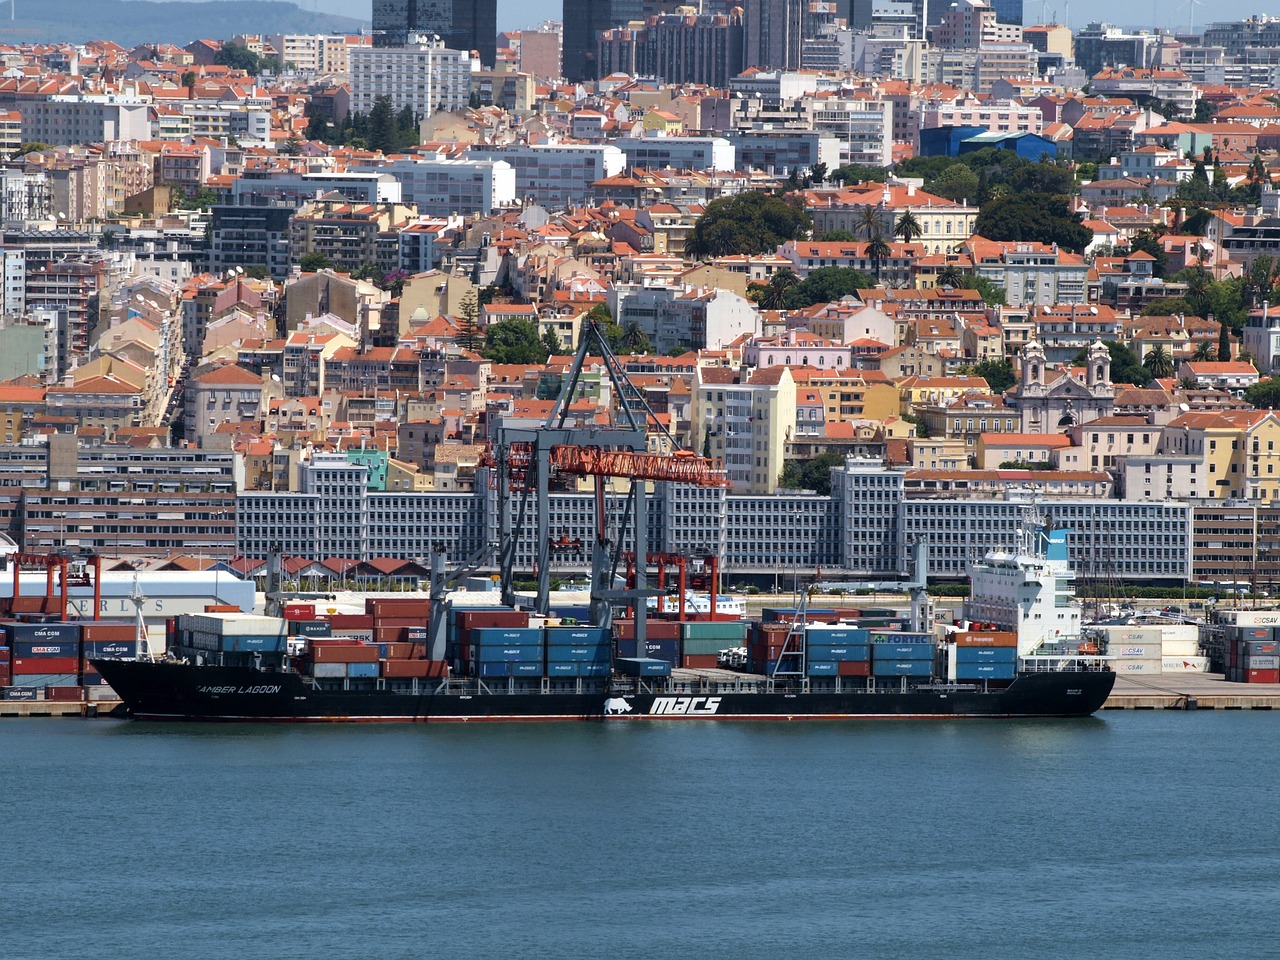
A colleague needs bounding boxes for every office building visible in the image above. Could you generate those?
[372,0,498,65]
[563,0,644,81]
[744,0,804,70]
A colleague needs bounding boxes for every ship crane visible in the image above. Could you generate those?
[483,321,727,651]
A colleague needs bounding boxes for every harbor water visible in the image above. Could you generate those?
[4,713,1278,960]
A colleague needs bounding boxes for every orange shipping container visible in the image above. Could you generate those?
[311,644,380,664]
[954,632,1018,648]
[382,659,448,678]
[682,654,719,669]
[838,661,872,677]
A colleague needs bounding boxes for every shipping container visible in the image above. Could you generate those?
[1161,656,1209,673]
[545,662,580,678]
[872,643,935,661]
[681,654,719,669]
[806,643,871,661]
[681,638,736,657]
[366,599,431,618]
[5,622,81,643]
[184,614,287,638]
[509,662,543,677]
[476,662,510,678]
[11,638,81,659]
[806,661,838,677]
[9,673,79,687]
[81,672,112,686]
[1108,644,1162,660]
[329,614,375,630]
[380,659,447,679]
[872,659,934,677]
[956,662,1017,681]
[45,686,83,702]
[2,686,38,700]
[1246,641,1280,657]
[346,661,381,679]
[579,662,612,678]
[616,657,671,678]
[83,641,137,659]
[290,621,332,638]
[953,631,1018,648]
[311,662,347,679]
[545,644,610,662]
[1248,669,1280,683]
[226,635,286,653]
[1244,656,1280,670]
[804,626,870,643]
[1114,660,1162,675]
[311,643,380,664]
[837,660,872,678]
[1161,639,1200,658]
[282,604,316,621]
[12,656,78,675]
[954,646,1018,664]
[680,621,749,641]
[470,627,544,647]
[616,638,680,662]
[79,623,137,641]
[545,627,611,645]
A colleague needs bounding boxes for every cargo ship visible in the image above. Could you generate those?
[90,520,1115,722]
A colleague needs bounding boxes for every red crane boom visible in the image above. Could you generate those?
[548,446,729,488]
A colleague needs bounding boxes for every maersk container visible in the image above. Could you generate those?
[545,644,610,662]
[470,627,544,647]
[546,662,580,678]
[346,662,381,679]
[12,638,81,658]
[806,661,838,677]
[806,643,871,661]
[956,662,1017,681]
[955,646,1018,663]
[509,662,543,677]
[616,657,671,678]
[6,623,81,643]
[1245,655,1280,670]
[311,662,346,679]
[1,686,38,700]
[872,659,934,677]
[873,643,935,660]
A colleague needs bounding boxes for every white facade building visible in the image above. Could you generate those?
[613,136,736,173]
[466,143,625,208]
[348,39,473,119]
[378,157,516,216]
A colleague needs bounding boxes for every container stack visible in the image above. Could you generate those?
[466,627,545,679]
[952,631,1017,681]
[7,622,81,696]
[1102,627,1163,676]
[615,657,672,678]
[747,622,799,675]
[81,622,137,698]
[1224,630,1279,683]
[679,620,749,668]
[180,614,289,655]
[545,626,611,678]
[368,598,431,644]
[614,619,681,664]
[805,624,871,678]
[870,632,936,678]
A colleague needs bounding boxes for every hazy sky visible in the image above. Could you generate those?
[293,0,1261,34]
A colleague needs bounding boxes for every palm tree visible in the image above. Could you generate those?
[760,267,799,310]
[867,233,891,285]
[622,319,650,354]
[1193,340,1216,362]
[938,263,964,288]
[894,210,923,245]
[1142,344,1175,379]
[856,204,883,241]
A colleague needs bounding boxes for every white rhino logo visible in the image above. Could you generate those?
[603,697,633,715]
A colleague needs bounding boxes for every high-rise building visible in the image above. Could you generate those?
[563,0,644,82]
[372,0,497,65]
[598,10,746,87]
[744,0,804,70]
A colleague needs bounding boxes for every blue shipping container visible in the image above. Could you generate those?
[616,638,680,662]
[545,644,611,662]
[7,623,81,643]
[545,662,580,677]
[476,662,510,678]
[81,673,112,687]
[956,662,1017,680]
[470,628,544,647]
[805,628,869,643]
[228,636,286,653]
[579,662,612,678]
[872,660,934,677]
[12,638,80,658]
[872,632,934,644]
[510,662,543,677]
[346,662,380,678]
[806,661,838,677]
[807,643,871,661]
[616,657,671,677]
[546,627,610,644]
[873,644,935,660]
[954,646,1017,663]
[474,645,538,663]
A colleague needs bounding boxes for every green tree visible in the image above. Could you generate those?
[1142,344,1175,379]
[483,318,548,364]
[1139,296,1193,317]
[759,267,799,310]
[180,70,198,89]
[937,263,964,288]
[974,195,1092,253]
[778,452,845,495]
[242,265,270,280]
[958,272,1007,306]
[456,291,483,351]
[540,328,563,356]
[279,135,302,156]
[818,229,859,242]
[893,210,923,245]
[13,142,52,157]
[686,191,811,259]
[621,319,651,354]
[1193,340,1217,362]
[214,42,268,75]
[783,267,876,309]
[1245,379,1280,409]
[809,161,828,185]
[298,252,332,273]
[961,358,1016,393]
[867,233,891,283]
[856,205,882,241]
[367,95,398,154]
[1219,319,1233,362]
[829,163,888,184]
[928,163,980,203]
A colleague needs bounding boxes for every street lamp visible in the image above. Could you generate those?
[51,511,66,552]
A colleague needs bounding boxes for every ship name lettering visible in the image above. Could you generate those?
[649,696,721,716]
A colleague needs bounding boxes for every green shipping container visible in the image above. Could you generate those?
[680,621,749,641]
[682,637,737,656]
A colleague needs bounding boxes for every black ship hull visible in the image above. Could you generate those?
[91,659,1116,722]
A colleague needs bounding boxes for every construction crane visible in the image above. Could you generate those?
[487,321,726,649]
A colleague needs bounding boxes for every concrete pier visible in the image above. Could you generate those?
[0,699,121,718]
[1105,674,1280,710]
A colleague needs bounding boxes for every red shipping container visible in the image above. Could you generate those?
[458,610,529,630]
[375,617,427,627]
[1248,669,1280,683]
[366,599,431,617]
[382,659,449,678]
[838,661,872,677]
[330,614,375,630]
[614,620,635,640]
[374,626,410,643]
[311,638,362,646]
[282,604,316,621]
[382,642,417,660]
[682,654,719,669]
[80,623,137,641]
[647,621,682,640]
[0,667,10,684]
[13,656,79,674]
[204,605,240,613]
[45,686,83,702]
[311,644,380,664]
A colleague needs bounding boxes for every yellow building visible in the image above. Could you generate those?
[796,369,900,423]
[1159,410,1280,502]
[897,375,991,417]
[692,366,795,494]
[642,109,684,135]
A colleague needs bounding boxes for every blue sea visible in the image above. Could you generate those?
[4,713,1277,960]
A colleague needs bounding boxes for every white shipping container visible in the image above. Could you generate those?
[187,614,288,637]
[1161,639,1200,658]
[1109,643,1162,659]
[1161,656,1210,673]
[1100,626,1163,644]
[1114,659,1163,674]
[1218,610,1280,627]
[312,662,346,678]
[1160,624,1199,645]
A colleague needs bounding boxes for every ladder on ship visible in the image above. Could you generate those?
[768,587,809,690]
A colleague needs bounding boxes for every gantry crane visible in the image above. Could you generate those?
[484,321,727,649]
